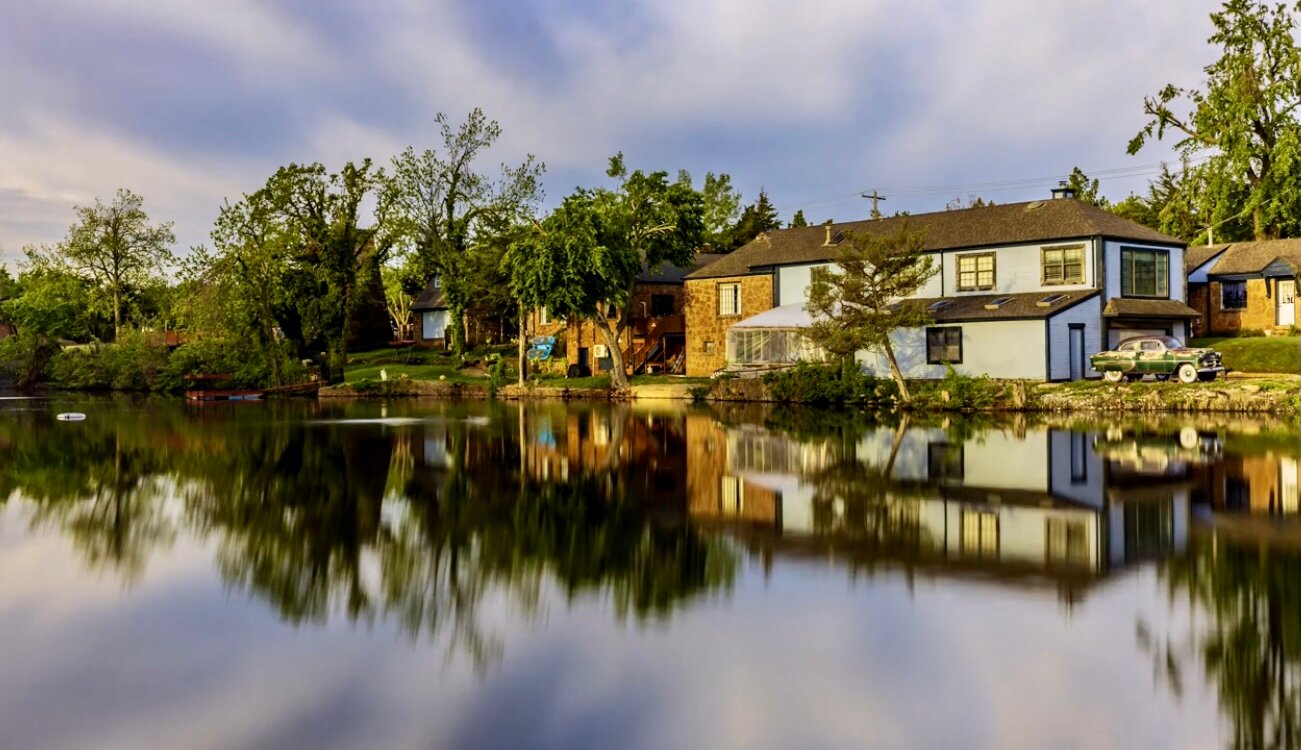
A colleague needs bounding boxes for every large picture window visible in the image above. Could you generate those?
[1042,244,1085,285]
[956,253,996,291]
[926,327,962,364]
[718,283,742,316]
[1220,281,1247,310]
[1120,247,1170,298]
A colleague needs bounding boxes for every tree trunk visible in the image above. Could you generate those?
[517,303,527,386]
[113,288,122,341]
[449,301,466,356]
[881,339,911,404]
[594,312,629,389]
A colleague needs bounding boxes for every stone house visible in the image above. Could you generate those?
[1186,239,1299,336]
[530,254,724,375]
[411,274,510,347]
[683,189,1198,380]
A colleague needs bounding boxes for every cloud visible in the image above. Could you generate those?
[0,0,1229,262]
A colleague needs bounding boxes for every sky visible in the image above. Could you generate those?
[0,0,1227,268]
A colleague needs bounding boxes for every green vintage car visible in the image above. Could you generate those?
[1090,336,1226,383]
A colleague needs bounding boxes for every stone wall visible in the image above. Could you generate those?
[1204,279,1277,334]
[683,274,774,376]
[563,282,685,366]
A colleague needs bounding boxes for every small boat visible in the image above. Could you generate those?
[56,412,86,422]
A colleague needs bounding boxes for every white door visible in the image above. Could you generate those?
[1276,280,1295,326]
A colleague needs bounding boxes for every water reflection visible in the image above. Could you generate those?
[0,398,1297,747]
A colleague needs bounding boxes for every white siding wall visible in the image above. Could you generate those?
[940,241,1096,297]
[1047,296,1103,380]
[1103,240,1186,301]
[858,319,1048,380]
[777,260,943,307]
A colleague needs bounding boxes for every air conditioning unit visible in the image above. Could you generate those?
[592,344,609,358]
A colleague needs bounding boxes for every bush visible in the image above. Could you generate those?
[49,332,171,391]
[911,365,1004,411]
[763,359,891,405]
[163,338,287,391]
[0,334,57,388]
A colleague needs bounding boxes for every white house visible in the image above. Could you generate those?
[686,187,1199,380]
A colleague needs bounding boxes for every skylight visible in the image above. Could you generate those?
[928,300,953,311]
[983,297,1013,310]
[1036,293,1067,307]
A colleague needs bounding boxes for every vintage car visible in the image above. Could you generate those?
[1090,336,1226,383]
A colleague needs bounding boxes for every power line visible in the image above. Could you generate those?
[779,156,1209,212]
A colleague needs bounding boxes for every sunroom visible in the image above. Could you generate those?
[725,304,826,373]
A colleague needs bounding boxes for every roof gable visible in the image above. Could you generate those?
[1206,239,1300,276]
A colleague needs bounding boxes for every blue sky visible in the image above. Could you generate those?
[0,0,1225,266]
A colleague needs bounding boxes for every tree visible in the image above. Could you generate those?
[1129,0,1301,240]
[389,109,543,355]
[944,195,997,210]
[727,189,781,251]
[2,253,102,340]
[789,210,809,228]
[694,171,742,250]
[211,160,396,382]
[30,189,174,339]
[803,223,937,404]
[382,264,415,342]
[1064,167,1108,207]
[507,154,705,388]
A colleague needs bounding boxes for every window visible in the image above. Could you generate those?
[1046,518,1089,566]
[926,327,962,364]
[703,341,716,353]
[1220,281,1247,310]
[957,252,996,291]
[1120,247,1170,298]
[961,509,999,557]
[538,306,551,326]
[721,476,744,515]
[651,294,675,317]
[432,275,441,289]
[928,443,964,481]
[728,329,822,365]
[928,299,953,312]
[1042,244,1085,285]
[983,297,1013,310]
[718,283,742,316]
[1038,293,1068,306]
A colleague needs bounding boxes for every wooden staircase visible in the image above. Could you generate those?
[622,315,685,374]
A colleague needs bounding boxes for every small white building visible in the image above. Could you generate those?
[687,189,1200,380]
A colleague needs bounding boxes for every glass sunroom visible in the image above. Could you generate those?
[725,304,826,370]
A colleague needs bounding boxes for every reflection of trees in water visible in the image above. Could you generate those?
[0,402,736,665]
[1150,542,1301,749]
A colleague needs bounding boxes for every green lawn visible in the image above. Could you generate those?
[344,363,484,384]
[1191,336,1300,374]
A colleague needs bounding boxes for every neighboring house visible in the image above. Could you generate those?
[533,254,724,374]
[1186,239,1299,336]
[683,190,1197,380]
[411,275,509,347]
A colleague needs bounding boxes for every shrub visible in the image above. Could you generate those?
[911,365,1004,411]
[49,333,171,391]
[163,338,282,391]
[763,359,890,405]
[0,334,57,388]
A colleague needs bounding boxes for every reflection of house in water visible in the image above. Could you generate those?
[689,420,1197,586]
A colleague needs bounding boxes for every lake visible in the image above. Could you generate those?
[0,396,1297,749]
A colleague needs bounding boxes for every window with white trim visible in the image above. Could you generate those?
[1042,244,1085,285]
[956,253,996,291]
[718,283,742,316]
[538,306,551,325]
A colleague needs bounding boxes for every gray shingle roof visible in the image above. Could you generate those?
[906,289,1100,322]
[1204,239,1300,276]
[687,198,1182,280]
[639,253,725,283]
[1102,298,1201,318]
[1184,244,1227,274]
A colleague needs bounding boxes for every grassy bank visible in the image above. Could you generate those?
[1191,335,1299,374]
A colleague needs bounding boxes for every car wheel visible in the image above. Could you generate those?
[1176,363,1198,384]
[1198,372,1217,382]
[1103,370,1124,383]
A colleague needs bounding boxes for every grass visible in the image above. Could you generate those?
[1191,336,1300,374]
[344,363,483,384]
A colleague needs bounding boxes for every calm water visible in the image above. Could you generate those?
[0,396,1298,750]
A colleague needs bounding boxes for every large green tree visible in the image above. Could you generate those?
[727,189,782,251]
[28,189,174,339]
[804,223,937,404]
[1129,0,1301,240]
[507,154,705,388]
[389,109,543,355]
[2,254,103,340]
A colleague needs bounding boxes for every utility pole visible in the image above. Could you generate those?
[861,190,887,219]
